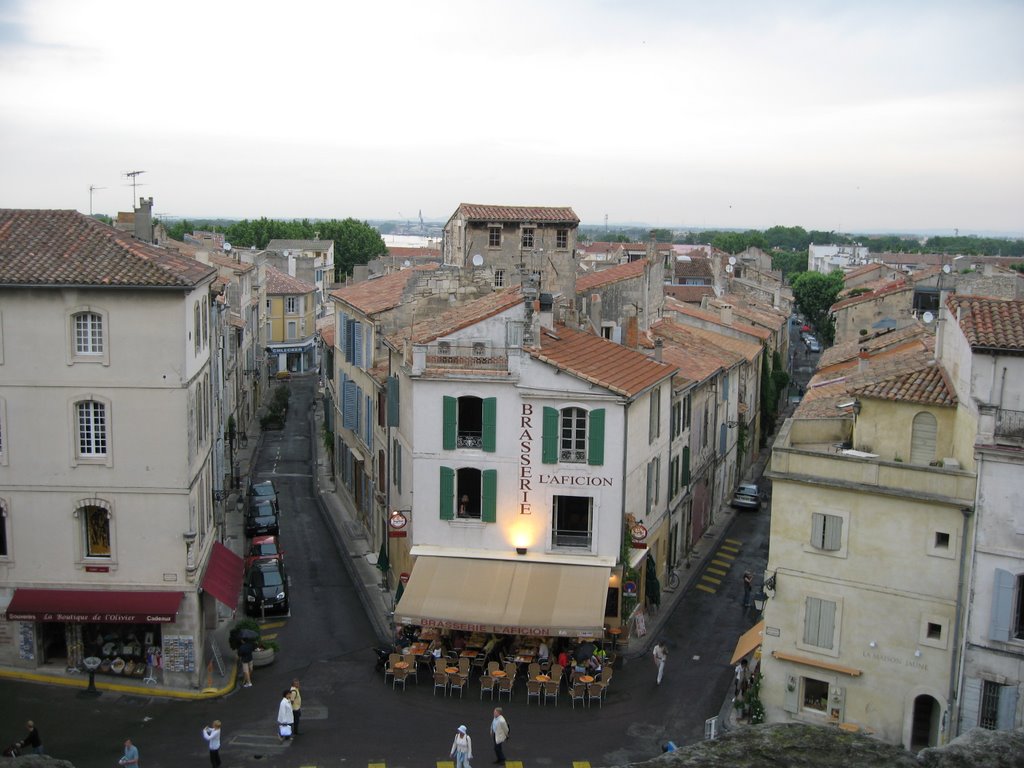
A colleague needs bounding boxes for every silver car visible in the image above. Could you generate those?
[731,483,761,510]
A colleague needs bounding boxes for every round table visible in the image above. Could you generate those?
[445,667,459,674]
[394,661,410,670]
[534,675,550,682]
[491,670,507,678]
[578,675,595,684]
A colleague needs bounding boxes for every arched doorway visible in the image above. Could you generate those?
[910,694,941,750]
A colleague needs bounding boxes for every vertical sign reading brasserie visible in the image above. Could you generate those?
[520,404,533,514]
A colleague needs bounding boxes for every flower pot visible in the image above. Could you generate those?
[252,646,276,668]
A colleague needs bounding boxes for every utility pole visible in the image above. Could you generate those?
[88,185,106,216]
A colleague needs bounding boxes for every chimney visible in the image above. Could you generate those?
[134,197,154,244]
[858,348,870,372]
[654,337,663,362]
[624,315,639,349]
[539,293,554,330]
[590,293,602,331]
[719,302,734,325]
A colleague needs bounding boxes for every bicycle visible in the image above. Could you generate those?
[665,566,682,592]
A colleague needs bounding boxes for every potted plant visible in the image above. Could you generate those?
[228,618,278,667]
[252,639,279,668]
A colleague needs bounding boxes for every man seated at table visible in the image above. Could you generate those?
[585,654,602,674]
[537,639,550,665]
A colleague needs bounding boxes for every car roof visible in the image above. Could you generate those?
[250,558,284,573]
[737,483,759,493]
[250,499,276,512]
[250,535,278,546]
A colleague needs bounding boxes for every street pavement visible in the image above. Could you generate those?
[0,366,799,767]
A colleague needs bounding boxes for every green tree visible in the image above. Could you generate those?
[771,250,808,282]
[791,270,843,344]
[320,218,388,280]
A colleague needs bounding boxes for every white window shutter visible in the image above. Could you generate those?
[826,515,843,551]
[997,683,1019,730]
[820,599,836,649]
[990,569,1016,642]
[961,678,982,731]
[811,513,825,548]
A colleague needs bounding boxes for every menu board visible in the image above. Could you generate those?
[17,622,35,661]
[162,635,196,673]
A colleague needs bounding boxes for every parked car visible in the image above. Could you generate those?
[244,559,289,616]
[807,339,821,353]
[245,535,284,568]
[248,480,278,511]
[731,483,762,510]
[245,500,280,537]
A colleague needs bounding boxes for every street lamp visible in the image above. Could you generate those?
[752,572,777,614]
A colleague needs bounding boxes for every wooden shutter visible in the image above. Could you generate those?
[542,406,558,464]
[394,442,402,493]
[910,411,938,465]
[990,568,1016,642]
[443,396,457,450]
[353,321,363,366]
[386,376,399,427]
[804,597,836,648]
[682,446,690,485]
[961,678,982,729]
[482,469,497,523]
[783,674,800,713]
[825,515,843,551]
[819,599,836,648]
[482,397,497,453]
[439,466,454,520]
[587,408,605,465]
[811,513,825,548]
[997,683,1019,730]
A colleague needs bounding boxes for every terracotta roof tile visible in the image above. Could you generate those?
[851,360,956,407]
[0,208,215,287]
[576,259,647,292]
[830,280,911,312]
[403,286,525,345]
[453,203,579,224]
[526,323,675,398]
[664,298,773,340]
[206,252,256,273]
[266,239,333,250]
[947,295,1024,353]
[264,266,315,295]
[673,256,715,279]
[819,324,933,369]
[650,319,741,380]
[330,264,437,316]
[664,285,716,304]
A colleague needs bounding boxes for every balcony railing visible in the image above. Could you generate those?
[457,431,483,449]
[551,529,593,549]
[995,408,1024,443]
[425,343,509,371]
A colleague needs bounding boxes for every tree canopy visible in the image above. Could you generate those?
[791,270,844,345]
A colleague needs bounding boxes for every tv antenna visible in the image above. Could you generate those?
[123,170,146,205]
[88,184,106,215]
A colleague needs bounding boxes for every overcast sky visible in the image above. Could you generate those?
[1,0,1022,234]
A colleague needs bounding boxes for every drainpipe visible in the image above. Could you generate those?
[948,503,975,743]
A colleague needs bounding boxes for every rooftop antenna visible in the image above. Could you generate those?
[123,170,146,206]
[88,184,106,215]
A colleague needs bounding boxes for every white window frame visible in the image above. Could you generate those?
[287,296,299,314]
[494,269,506,288]
[74,498,117,566]
[521,227,535,249]
[67,307,110,366]
[71,396,112,466]
[556,228,568,250]
[803,508,849,558]
[797,593,842,657]
[559,407,588,464]
[488,225,502,248]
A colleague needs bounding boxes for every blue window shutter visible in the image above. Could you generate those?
[961,678,981,728]
[587,408,605,466]
[439,466,454,520]
[394,442,402,493]
[542,406,558,464]
[482,397,497,453]
[344,380,357,430]
[353,321,363,366]
[990,568,1016,642]
[345,319,355,362]
[997,682,1019,730]
[482,469,497,522]
[719,423,727,455]
[339,312,347,356]
[354,388,362,436]
[443,396,457,450]
[387,376,399,427]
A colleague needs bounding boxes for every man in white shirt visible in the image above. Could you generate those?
[652,640,668,684]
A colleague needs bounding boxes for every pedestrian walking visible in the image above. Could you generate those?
[237,639,255,687]
[652,640,668,685]
[743,571,753,608]
[289,679,303,736]
[202,720,222,768]
[450,724,473,768]
[118,738,140,766]
[490,707,509,764]
[277,689,294,742]
[17,720,42,755]
[734,658,750,698]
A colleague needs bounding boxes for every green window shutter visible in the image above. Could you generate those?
[482,469,497,522]
[542,406,559,464]
[587,408,605,466]
[682,446,691,485]
[439,466,454,520]
[482,397,497,453]
[395,443,402,493]
[443,396,457,450]
[386,376,399,427]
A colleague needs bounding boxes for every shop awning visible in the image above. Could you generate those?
[394,556,610,638]
[5,588,184,623]
[771,650,863,677]
[201,542,244,609]
[731,619,766,664]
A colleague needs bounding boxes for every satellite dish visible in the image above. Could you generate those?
[942,264,951,274]
[472,254,484,267]
[922,311,935,324]
[725,264,734,274]
[403,260,411,268]
[728,256,737,265]
[223,241,232,252]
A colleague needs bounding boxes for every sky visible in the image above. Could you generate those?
[1,0,1022,235]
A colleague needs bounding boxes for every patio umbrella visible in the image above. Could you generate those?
[376,539,390,573]
[394,580,405,605]
[239,628,260,640]
[574,642,597,661]
[646,553,662,608]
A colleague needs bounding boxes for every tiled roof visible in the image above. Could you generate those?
[266,239,333,251]
[0,209,215,288]
[576,259,647,292]
[664,285,716,304]
[947,295,1024,352]
[674,256,714,279]
[830,280,911,312]
[453,204,579,225]
[719,294,789,330]
[819,324,932,370]
[664,299,773,340]
[316,317,335,348]
[843,261,886,281]
[650,319,740,380]
[330,264,437,316]
[206,252,256,273]
[264,266,315,295]
[851,359,957,407]
[387,246,441,259]
[403,286,525,345]
[526,323,676,398]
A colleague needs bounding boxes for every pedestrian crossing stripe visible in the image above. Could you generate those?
[720,544,740,554]
[259,619,287,629]
[711,559,732,569]
[707,567,727,576]
[724,538,743,546]
[573,763,592,768]
[716,551,736,561]
[701,574,721,585]
[696,583,716,593]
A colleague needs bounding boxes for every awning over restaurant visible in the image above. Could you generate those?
[201,542,244,609]
[394,556,610,638]
[731,619,766,664]
[5,588,184,623]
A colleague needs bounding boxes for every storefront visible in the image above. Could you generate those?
[5,589,186,682]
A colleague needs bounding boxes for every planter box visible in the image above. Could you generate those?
[252,647,276,668]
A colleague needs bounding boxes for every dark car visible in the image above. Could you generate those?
[245,500,280,537]
[245,559,289,616]
[248,480,278,511]
[245,535,284,568]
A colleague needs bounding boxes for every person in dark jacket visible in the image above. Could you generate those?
[18,720,43,754]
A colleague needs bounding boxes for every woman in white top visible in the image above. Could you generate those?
[450,724,473,768]
[277,690,294,742]
[202,720,221,768]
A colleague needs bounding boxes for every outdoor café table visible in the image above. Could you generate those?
[534,674,550,682]
[393,661,410,670]
[514,655,534,664]
[418,628,440,640]
[491,670,507,678]
[578,675,595,684]
[460,650,479,658]
[445,667,460,674]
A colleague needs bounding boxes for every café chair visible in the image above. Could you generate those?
[570,682,587,709]
[403,654,419,685]
[542,679,559,706]
[527,662,541,678]
[497,674,515,702]
[479,674,495,700]
[526,678,542,706]
[384,653,402,686]
[449,670,468,698]
[392,666,410,691]
[487,660,501,675]
[587,679,607,708]
[433,670,449,696]
[503,661,517,678]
